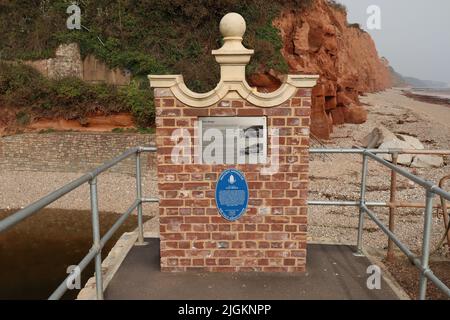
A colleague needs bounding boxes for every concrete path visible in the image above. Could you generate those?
[105,239,399,300]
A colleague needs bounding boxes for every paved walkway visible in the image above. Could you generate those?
[105,239,399,300]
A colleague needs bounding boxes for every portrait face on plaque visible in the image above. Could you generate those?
[198,117,267,165]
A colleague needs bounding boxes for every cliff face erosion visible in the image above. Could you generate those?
[270,0,392,139]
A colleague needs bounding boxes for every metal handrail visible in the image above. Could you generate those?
[309,148,450,300]
[1,146,449,300]
[309,148,450,155]
[0,146,158,300]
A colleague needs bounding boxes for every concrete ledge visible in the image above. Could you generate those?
[77,216,160,300]
[364,246,411,300]
[77,231,138,300]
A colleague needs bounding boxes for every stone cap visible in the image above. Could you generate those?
[149,12,318,108]
[212,12,254,75]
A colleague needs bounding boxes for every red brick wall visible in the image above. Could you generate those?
[154,89,312,272]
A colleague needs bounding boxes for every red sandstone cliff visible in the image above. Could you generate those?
[251,0,392,139]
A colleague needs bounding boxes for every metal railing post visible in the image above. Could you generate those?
[135,149,146,245]
[355,152,369,256]
[418,189,435,300]
[438,175,450,253]
[387,152,399,261]
[89,178,104,300]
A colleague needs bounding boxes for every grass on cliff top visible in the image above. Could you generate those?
[0,0,313,93]
[0,62,153,128]
[0,0,315,129]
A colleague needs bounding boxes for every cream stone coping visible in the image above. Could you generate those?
[149,74,319,108]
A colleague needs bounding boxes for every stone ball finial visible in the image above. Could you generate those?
[219,12,246,39]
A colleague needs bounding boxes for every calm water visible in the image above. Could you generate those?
[411,88,450,99]
[0,208,147,300]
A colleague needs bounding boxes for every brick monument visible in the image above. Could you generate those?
[150,13,318,272]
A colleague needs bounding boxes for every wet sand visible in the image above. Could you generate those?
[384,88,450,128]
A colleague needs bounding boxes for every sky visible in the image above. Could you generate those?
[337,0,450,85]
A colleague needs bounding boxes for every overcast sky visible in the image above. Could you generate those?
[338,0,450,85]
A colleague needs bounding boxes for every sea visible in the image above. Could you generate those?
[409,87,450,100]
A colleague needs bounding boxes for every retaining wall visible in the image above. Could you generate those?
[0,132,156,174]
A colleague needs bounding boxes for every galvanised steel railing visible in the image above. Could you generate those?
[1,146,449,300]
[309,148,450,300]
[0,146,158,300]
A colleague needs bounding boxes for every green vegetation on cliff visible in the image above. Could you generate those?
[0,0,313,127]
[0,62,153,127]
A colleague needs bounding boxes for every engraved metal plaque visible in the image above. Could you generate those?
[199,117,267,164]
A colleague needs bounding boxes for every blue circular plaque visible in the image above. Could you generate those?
[215,169,249,221]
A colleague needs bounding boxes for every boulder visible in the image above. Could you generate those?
[327,111,333,125]
[411,155,444,168]
[373,132,430,166]
[361,126,397,148]
[337,92,353,106]
[310,95,330,139]
[379,140,414,165]
[342,105,368,124]
[312,84,325,97]
[396,134,424,150]
[330,107,345,125]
